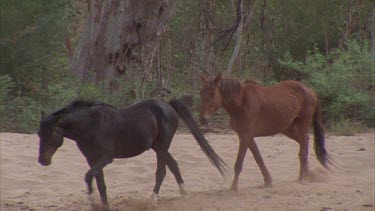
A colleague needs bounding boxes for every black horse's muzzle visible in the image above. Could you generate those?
[38,157,51,166]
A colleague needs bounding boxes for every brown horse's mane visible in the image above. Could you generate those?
[207,76,242,99]
[244,79,260,84]
[220,77,243,99]
[207,76,262,100]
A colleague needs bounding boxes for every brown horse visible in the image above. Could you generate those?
[199,72,332,192]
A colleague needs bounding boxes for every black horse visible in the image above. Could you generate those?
[37,99,226,206]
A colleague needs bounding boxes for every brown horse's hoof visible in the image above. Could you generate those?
[230,186,239,193]
[264,181,272,188]
[179,183,189,197]
[256,183,272,189]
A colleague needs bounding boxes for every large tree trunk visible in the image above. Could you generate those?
[72,0,176,89]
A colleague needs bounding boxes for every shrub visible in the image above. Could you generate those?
[330,118,368,136]
[279,38,374,127]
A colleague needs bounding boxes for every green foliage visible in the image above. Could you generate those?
[0,75,15,129]
[279,38,374,126]
[0,75,14,108]
[330,118,368,136]
[78,79,137,107]
[1,0,373,133]
[0,0,73,96]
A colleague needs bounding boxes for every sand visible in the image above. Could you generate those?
[0,131,374,211]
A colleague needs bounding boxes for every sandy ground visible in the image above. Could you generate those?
[0,131,374,211]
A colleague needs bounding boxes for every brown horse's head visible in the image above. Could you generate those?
[199,72,223,125]
[37,113,64,166]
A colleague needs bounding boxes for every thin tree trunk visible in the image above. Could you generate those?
[166,37,173,89]
[226,0,256,75]
[321,19,329,55]
[202,0,215,74]
[65,37,73,63]
[339,0,353,48]
[226,0,243,75]
[157,41,164,89]
[86,0,91,13]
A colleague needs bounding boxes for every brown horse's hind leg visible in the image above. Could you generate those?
[283,122,310,182]
[230,135,249,192]
[248,138,272,187]
[298,135,309,182]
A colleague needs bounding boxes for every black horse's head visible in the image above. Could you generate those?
[37,113,64,166]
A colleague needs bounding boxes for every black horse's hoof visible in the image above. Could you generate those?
[85,172,94,194]
[86,185,93,194]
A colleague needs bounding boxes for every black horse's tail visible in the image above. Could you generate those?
[169,99,227,177]
[313,100,333,169]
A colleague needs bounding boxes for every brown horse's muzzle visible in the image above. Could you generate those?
[199,114,212,127]
[200,115,207,125]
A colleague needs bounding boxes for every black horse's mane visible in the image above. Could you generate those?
[51,100,114,117]
[39,100,115,135]
[41,100,114,125]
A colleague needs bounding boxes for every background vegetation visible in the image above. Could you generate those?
[1,0,374,134]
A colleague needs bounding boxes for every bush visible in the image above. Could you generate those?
[279,38,374,127]
[330,118,368,136]
[0,75,15,130]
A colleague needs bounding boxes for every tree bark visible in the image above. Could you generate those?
[72,0,176,89]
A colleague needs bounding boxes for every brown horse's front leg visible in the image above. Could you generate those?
[248,138,272,187]
[230,136,249,192]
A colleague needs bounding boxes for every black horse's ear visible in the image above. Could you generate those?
[214,72,222,86]
[41,111,45,119]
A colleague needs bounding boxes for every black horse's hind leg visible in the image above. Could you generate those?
[166,152,187,195]
[151,150,167,201]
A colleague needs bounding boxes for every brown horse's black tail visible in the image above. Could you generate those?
[313,101,333,169]
[169,99,227,177]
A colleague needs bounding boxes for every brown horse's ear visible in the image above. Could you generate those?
[41,111,45,119]
[214,72,222,86]
[200,74,207,82]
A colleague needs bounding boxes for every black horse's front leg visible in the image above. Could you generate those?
[95,169,108,204]
[85,156,113,203]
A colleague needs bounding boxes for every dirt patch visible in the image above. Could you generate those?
[1,132,374,210]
